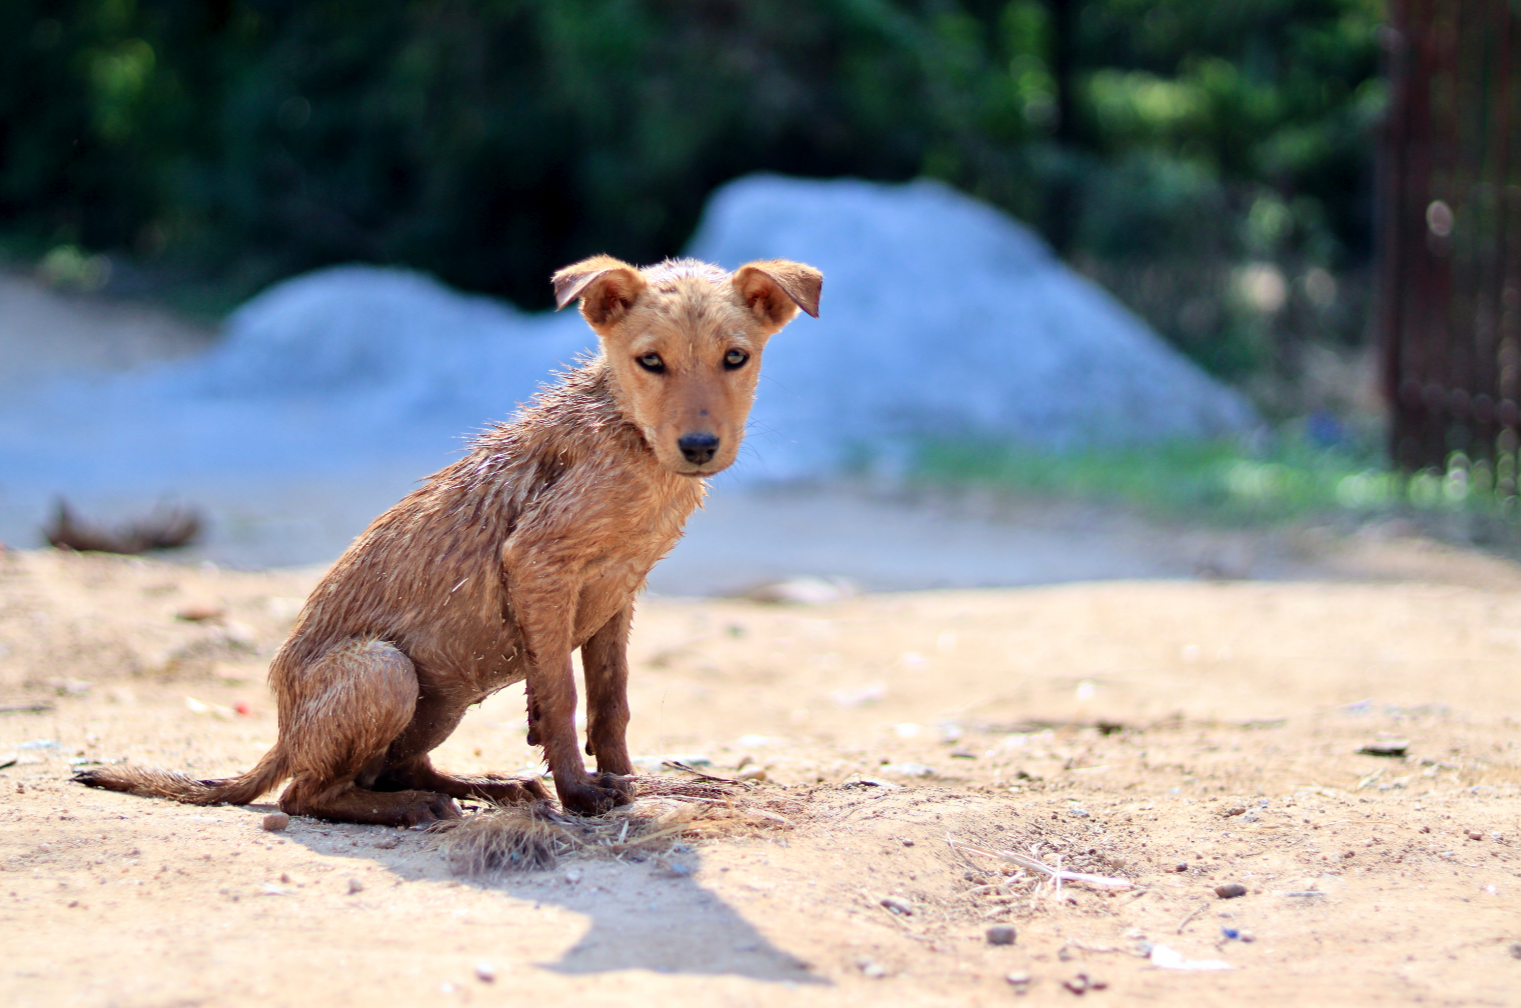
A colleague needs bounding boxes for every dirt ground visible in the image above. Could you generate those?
[2,541,1520,1008]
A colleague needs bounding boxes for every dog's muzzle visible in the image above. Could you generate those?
[677,432,720,466]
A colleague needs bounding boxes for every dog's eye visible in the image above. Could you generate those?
[636,353,664,373]
[723,349,749,369]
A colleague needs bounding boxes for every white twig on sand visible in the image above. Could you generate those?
[945,835,1133,889]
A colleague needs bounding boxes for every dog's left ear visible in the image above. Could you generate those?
[552,254,648,329]
[732,260,822,330]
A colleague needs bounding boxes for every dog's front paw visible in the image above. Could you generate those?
[557,772,634,816]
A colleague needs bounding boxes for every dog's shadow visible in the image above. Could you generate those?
[262,805,825,984]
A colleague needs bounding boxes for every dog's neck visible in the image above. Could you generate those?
[469,357,707,518]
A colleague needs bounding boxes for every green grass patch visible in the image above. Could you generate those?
[911,435,1517,526]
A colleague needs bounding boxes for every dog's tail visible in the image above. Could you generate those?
[73,747,287,807]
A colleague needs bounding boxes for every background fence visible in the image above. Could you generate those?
[1381,0,1521,500]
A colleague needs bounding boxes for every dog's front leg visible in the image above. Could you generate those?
[582,603,635,775]
[510,571,632,816]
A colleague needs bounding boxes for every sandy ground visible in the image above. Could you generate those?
[1,543,1520,1007]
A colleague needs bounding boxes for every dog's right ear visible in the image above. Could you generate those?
[552,255,647,329]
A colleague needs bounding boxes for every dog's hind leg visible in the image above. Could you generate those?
[374,756,549,804]
[582,604,635,775]
[276,638,460,827]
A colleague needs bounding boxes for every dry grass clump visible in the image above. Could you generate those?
[434,775,798,877]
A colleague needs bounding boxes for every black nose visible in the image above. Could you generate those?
[677,432,720,465]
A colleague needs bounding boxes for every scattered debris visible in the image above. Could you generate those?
[1214,883,1248,899]
[1063,972,1107,994]
[1176,902,1207,933]
[830,684,886,708]
[44,499,201,554]
[1357,739,1411,757]
[436,777,795,875]
[987,925,1017,946]
[0,700,55,715]
[262,812,290,832]
[1148,944,1232,971]
[947,836,1134,891]
[744,576,857,605]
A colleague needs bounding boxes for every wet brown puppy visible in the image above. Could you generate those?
[76,256,822,824]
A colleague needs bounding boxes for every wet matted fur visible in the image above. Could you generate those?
[75,256,822,824]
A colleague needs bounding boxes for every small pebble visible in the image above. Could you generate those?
[1063,973,1106,994]
[736,767,767,782]
[986,925,1017,946]
[1509,942,1521,960]
[563,869,583,884]
[1214,883,1248,899]
[474,961,496,983]
[1005,970,1031,988]
[1467,831,1483,841]
[262,812,290,832]
[347,878,364,895]
[1222,806,1246,817]
[1175,862,1189,872]
[857,958,887,979]
[880,896,914,916]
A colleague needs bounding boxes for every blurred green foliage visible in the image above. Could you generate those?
[2,0,1384,376]
[914,435,1516,527]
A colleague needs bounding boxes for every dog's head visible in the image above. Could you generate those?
[553,255,821,477]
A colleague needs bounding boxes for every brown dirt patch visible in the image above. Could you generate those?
[2,547,1519,1006]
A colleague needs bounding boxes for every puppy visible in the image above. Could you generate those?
[77,255,822,823]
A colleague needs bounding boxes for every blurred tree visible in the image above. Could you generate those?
[0,0,1384,390]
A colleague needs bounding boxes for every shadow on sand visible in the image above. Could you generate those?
[264,804,825,985]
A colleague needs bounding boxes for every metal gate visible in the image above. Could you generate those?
[1380,0,1521,498]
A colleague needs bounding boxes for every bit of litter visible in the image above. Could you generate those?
[0,701,55,715]
[744,576,857,605]
[1148,943,1232,971]
[1064,972,1106,993]
[844,776,901,789]
[946,836,1133,889]
[1357,739,1410,757]
[881,762,934,778]
[185,696,235,718]
[830,684,886,708]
